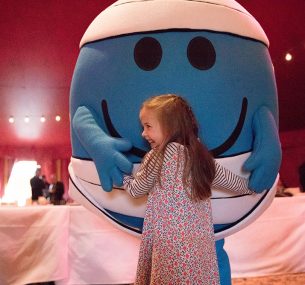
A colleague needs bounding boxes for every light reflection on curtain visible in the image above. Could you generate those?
[0,157,15,198]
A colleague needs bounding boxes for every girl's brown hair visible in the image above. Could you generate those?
[141,94,215,201]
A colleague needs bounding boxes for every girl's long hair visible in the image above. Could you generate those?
[141,94,215,201]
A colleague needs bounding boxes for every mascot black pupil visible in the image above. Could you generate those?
[134,37,162,71]
[187,36,216,70]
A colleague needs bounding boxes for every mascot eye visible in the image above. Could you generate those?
[134,37,162,71]
[187,36,216,70]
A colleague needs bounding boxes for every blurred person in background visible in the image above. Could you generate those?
[30,168,45,203]
[299,162,305,193]
[42,174,50,198]
[49,174,65,205]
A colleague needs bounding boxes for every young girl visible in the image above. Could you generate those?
[123,94,253,285]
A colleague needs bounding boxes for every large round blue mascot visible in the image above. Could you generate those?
[69,0,282,284]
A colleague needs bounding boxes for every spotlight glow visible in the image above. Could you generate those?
[9,116,15,123]
[24,116,30,123]
[55,115,61,122]
[285,53,292,61]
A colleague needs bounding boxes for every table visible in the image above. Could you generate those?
[1,196,305,284]
[0,205,140,285]
[0,205,69,285]
[60,205,139,285]
[225,195,305,278]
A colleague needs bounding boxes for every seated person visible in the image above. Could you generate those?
[49,174,65,205]
[299,162,305,193]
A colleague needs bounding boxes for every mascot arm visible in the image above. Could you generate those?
[213,162,253,194]
[72,106,133,192]
[243,106,282,193]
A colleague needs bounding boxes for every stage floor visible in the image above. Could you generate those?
[232,272,305,285]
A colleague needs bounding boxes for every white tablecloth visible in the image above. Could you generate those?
[0,205,140,285]
[1,197,305,284]
[61,205,140,285]
[225,196,305,278]
[0,205,69,285]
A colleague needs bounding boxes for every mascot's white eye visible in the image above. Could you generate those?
[134,37,162,71]
[187,36,216,70]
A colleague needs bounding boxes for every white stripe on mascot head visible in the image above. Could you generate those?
[69,0,281,246]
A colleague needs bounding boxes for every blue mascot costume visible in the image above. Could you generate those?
[69,1,282,284]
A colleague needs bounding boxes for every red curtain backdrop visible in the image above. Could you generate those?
[280,130,305,188]
[0,156,15,198]
[0,145,71,199]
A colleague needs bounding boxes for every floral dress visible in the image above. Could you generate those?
[123,142,252,285]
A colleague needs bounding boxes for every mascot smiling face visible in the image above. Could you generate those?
[69,0,281,240]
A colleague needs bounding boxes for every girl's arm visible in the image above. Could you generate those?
[123,149,161,198]
[212,161,254,195]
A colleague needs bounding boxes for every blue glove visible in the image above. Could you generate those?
[243,106,282,193]
[72,106,133,192]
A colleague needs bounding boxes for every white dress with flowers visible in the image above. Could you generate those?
[123,142,252,285]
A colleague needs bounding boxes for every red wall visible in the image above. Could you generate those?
[280,129,305,188]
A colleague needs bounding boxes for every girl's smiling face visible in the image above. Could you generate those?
[140,107,164,149]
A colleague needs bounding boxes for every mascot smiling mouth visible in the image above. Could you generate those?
[101,97,248,158]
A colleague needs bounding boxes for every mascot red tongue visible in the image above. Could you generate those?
[69,1,281,284]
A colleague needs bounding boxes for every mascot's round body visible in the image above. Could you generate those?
[69,0,281,246]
